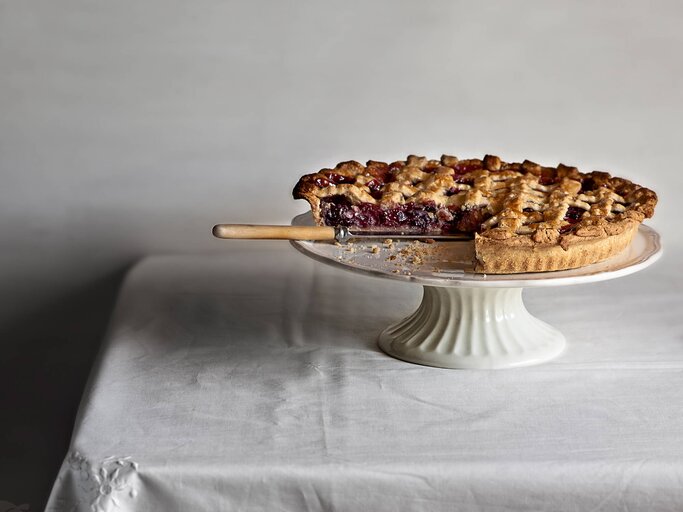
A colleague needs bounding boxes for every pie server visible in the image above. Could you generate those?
[212,224,472,243]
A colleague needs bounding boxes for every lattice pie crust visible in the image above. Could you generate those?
[293,154,657,273]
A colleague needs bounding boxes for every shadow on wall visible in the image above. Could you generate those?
[0,263,134,511]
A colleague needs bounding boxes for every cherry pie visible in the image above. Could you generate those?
[293,154,657,273]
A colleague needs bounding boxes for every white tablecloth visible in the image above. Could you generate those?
[47,243,683,511]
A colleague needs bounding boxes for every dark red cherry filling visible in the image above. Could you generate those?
[453,162,482,174]
[580,177,596,192]
[423,162,441,173]
[538,167,563,186]
[580,177,608,192]
[320,197,488,234]
[453,175,474,186]
[314,173,358,188]
[456,208,486,233]
[564,206,584,224]
[366,179,384,200]
[325,173,355,185]
[321,197,438,230]
[370,168,394,184]
[559,206,585,234]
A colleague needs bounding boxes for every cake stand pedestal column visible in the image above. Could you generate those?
[378,286,565,369]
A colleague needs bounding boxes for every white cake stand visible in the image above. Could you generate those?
[291,214,662,369]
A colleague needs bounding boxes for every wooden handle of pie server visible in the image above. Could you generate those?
[212,224,336,241]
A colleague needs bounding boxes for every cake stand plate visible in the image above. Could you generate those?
[291,214,662,369]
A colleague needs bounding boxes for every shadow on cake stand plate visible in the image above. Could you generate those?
[291,213,662,369]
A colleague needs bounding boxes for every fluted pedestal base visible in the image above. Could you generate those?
[379,286,565,369]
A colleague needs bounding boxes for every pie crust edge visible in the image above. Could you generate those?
[474,218,639,274]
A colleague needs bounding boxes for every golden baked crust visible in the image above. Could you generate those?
[474,219,639,273]
[293,154,657,274]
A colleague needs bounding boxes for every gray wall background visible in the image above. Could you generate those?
[1,0,680,508]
